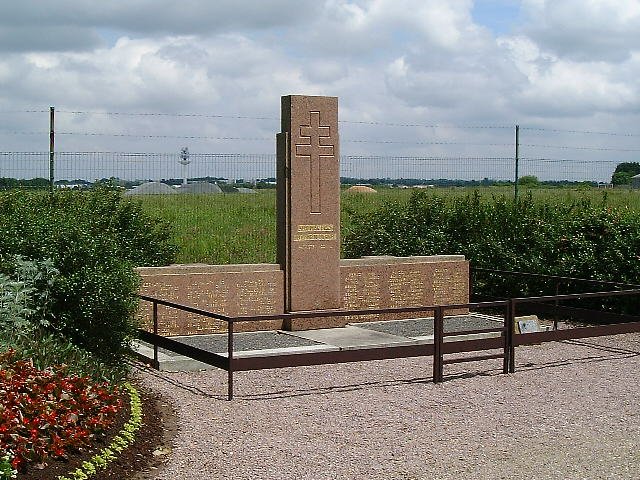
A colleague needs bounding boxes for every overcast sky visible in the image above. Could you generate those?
[1,0,639,182]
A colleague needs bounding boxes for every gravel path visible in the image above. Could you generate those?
[137,333,640,480]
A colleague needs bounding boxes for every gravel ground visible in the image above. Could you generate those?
[136,333,640,480]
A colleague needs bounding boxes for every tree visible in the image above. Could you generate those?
[611,162,640,186]
[517,175,540,187]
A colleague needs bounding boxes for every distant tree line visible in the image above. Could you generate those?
[340,176,597,188]
[0,173,627,191]
[611,162,640,186]
[0,177,50,189]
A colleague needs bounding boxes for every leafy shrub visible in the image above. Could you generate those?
[0,257,128,381]
[0,454,16,480]
[344,191,640,300]
[0,256,58,333]
[0,188,177,362]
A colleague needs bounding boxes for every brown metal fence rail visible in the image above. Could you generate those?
[138,281,640,400]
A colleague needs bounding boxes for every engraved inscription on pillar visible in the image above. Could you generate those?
[293,224,337,242]
[295,111,334,213]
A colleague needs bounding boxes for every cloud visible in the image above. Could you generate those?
[500,35,640,118]
[0,26,102,52]
[0,0,639,182]
[293,0,487,58]
[0,1,320,52]
[521,0,640,62]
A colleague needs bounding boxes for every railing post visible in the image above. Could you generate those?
[227,319,234,401]
[554,281,560,331]
[433,306,444,383]
[508,299,516,373]
[502,301,510,374]
[152,301,159,370]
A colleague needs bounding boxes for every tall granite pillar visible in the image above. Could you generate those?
[276,95,341,323]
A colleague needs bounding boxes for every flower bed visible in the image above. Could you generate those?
[0,350,124,477]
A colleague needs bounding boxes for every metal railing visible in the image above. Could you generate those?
[137,275,640,400]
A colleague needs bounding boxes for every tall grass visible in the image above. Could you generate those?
[134,192,277,264]
[135,187,640,265]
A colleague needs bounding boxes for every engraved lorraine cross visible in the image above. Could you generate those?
[295,111,334,213]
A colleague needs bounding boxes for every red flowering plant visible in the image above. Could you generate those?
[0,349,124,473]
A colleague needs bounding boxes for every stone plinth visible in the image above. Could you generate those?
[137,255,469,334]
[137,264,284,336]
[283,255,469,331]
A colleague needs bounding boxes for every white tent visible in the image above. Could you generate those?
[178,182,223,194]
[123,181,177,195]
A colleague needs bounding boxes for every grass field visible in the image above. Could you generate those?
[134,186,640,265]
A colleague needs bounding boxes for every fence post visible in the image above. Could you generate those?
[49,106,55,194]
[433,306,444,383]
[227,319,234,401]
[514,124,519,201]
[152,301,159,370]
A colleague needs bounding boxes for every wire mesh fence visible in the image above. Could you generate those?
[2,107,640,264]
[0,151,631,186]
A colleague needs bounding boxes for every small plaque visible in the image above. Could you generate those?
[518,318,541,334]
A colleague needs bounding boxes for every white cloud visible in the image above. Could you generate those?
[0,1,320,52]
[521,0,640,62]
[0,0,639,182]
[500,31,640,118]
[515,60,638,116]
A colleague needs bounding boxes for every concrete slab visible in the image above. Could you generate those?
[132,313,506,371]
[217,344,340,358]
[132,341,211,372]
[282,325,418,349]
[132,341,339,371]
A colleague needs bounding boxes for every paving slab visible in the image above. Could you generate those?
[132,313,505,371]
[282,325,418,349]
[357,314,502,338]
[132,341,212,372]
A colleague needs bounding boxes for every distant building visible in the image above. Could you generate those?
[632,174,640,189]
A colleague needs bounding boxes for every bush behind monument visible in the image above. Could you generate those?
[0,188,177,362]
[344,191,640,302]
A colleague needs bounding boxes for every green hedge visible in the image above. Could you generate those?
[344,191,640,299]
[0,188,177,362]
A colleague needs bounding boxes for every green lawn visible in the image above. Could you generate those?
[134,186,640,265]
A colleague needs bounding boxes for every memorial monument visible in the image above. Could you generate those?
[138,95,469,335]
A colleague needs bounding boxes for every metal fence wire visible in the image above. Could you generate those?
[0,151,632,187]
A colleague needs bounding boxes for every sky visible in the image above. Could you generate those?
[1,0,639,182]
